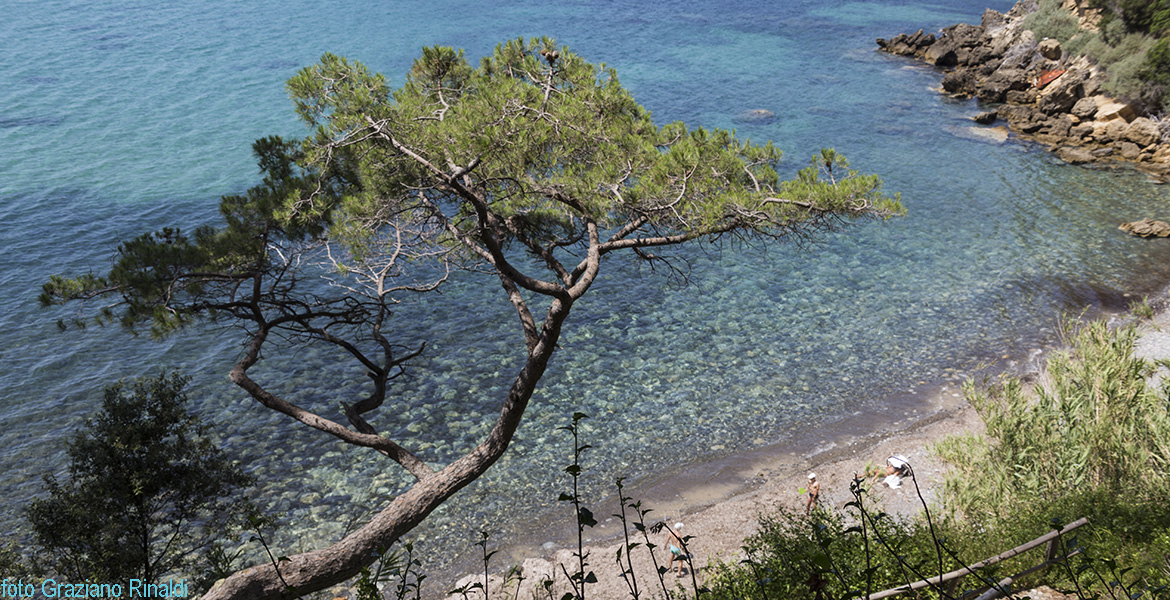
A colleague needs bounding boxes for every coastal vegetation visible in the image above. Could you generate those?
[40,38,901,598]
[933,318,1170,594]
[25,372,254,591]
[935,319,1170,514]
[1026,0,1170,113]
[699,318,1170,599]
[704,506,968,599]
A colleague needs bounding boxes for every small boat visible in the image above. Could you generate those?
[1034,68,1066,89]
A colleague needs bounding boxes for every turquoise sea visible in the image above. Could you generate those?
[3,0,1169,580]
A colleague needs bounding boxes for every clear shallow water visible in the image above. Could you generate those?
[4,0,1170,577]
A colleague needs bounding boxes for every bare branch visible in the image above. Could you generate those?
[230,326,434,481]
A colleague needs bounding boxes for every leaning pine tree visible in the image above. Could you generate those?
[42,38,903,599]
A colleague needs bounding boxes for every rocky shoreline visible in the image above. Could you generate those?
[877,0,1170,182]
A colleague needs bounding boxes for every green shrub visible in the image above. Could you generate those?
[1024,0,1085,43]
[1140,38,1170,111]
[1119,0,1170,35]
[1121,0,1156,32]
[1132,295,1157,319]
[1144,38,1170,85]
[1102,35,1159,101]
[937,319,1170,517]
[936,318,1170,593]
[706,499,1170,600]
[1078,30,1166,113]
[702,502,1030,600]
[26,372,255,585]
[1062,31,1102,60]
[984,487,1170,593]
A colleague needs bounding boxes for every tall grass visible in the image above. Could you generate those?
[937,320,1170,517]
[933,318,1170,593]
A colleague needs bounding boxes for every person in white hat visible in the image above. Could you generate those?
[666,522,689,577]
[805,472,821,515]
[863,455,912,487]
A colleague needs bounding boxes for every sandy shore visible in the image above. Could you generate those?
[440,290,1170,600]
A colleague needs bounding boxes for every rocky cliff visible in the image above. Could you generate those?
[877,0,1170,182]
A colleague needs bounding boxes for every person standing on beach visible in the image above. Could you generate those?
[666,523,689,577]
[805,472,820,515]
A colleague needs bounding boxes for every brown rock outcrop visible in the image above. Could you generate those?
[1070,96,1098,119]
[1058,146,1096,164]
[1096,102,1137,123]
[1125,117,1162,147]
[943,69,978,95]
[1038,38,1062,60]
[1120,218,1170,238]
[875,0,1170,181]
[1037,74,1083,115]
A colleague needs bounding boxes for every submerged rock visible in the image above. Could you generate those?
[960,125,1010,144]
[735,108,776,123]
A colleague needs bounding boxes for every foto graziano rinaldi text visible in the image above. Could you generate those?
[2,578,189,598]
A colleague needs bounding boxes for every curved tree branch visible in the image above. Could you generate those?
[206,278,577,600]
[229,325,434,481]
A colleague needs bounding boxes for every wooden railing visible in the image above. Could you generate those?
[868,517,1089,600]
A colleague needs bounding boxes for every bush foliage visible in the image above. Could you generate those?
[935,319,1170,592]
[1024,0,1084,42]
[1047,0,1170,113]
[935,319,1170,515]
[706,507,966,600]
[26,372,254,586]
